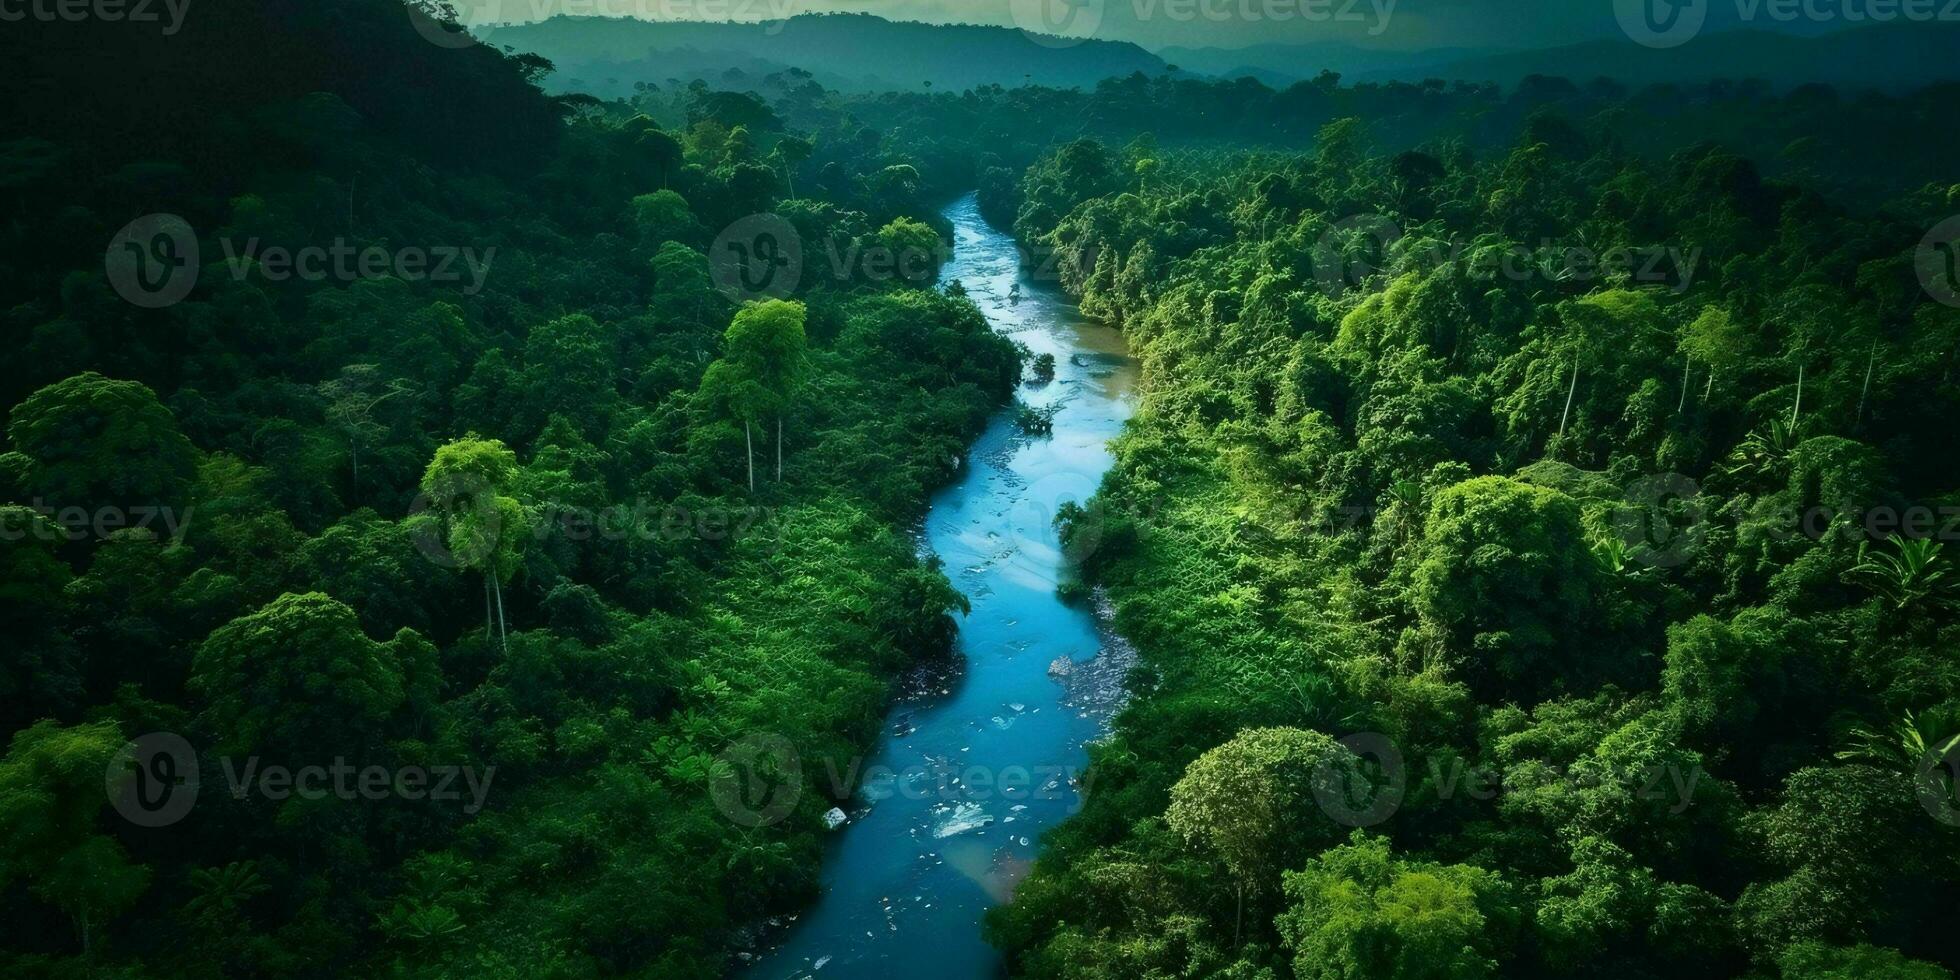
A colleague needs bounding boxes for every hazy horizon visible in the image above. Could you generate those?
[436,0,1920,53]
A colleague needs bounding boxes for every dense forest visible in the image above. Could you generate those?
[4,1,1960,977]
[1,1,1021,974]
[985,95,1960,980]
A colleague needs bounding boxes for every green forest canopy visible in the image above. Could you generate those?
[2,1,1959,977]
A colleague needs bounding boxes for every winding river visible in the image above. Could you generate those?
[744,193,1138,977]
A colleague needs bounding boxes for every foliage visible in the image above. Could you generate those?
[0,5,1019,972]
[989,88,1960,979]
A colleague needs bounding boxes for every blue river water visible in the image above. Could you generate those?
[742,192,1138,977]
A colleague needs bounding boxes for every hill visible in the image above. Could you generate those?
[492,13,1167,96]
[1158,41,1499,85]
[1161,21,1960,94]
[1359,21,1960,92]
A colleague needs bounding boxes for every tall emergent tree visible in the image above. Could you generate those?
[699,299,809,489]
[416,436,529,650]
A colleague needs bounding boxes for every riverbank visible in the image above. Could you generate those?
[742,192,1139,978]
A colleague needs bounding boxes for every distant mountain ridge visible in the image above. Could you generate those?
[1394,21,1960,92]
[498,13,1960,100]
[1158,41,1501,84]
[493,13,1167,95]
[1171,21,1960,93]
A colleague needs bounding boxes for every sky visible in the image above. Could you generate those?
[451,0,1872,52]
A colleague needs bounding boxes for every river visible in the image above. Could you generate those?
[742,192,1138,977]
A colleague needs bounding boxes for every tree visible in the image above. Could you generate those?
[875,217,944,286]
[0,720,150,962]
[628,189,703,248]
[698,300,808,489]
[0,505,79,725]
[1844,535,1955,612]
[1767,286,1841,431]
[1735,765,1929,955]
[1837,706,1960,773]
[188,592,410,759]
[296,509,454,638]
[416,436,530,649]
[1678,306,1747,411]
[1778,942,1953,980]
[318,363,413,494]
[6,372,197,507]
[521,313,618,439]
[622,114,684,187]
[1411,476,1602,696]
[1550,290,1665,451]
[1166,727,1361,946]
[1277,833,1515,980]
[772,135,812,199]
[1661,608,1821,773]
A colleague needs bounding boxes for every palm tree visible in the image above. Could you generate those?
[1838,707,1960,771]
[1722,417,1804,481]
[1845,535,1956,611]
[1589,532,1634,576]
[185,861,267,924]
